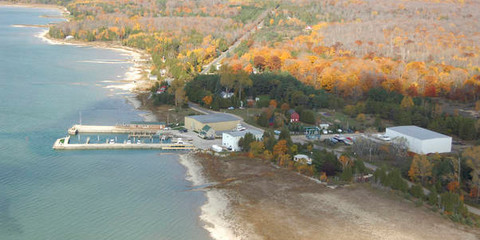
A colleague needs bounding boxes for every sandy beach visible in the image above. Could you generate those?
[6,3,480,240]
[36,29,154,93]
[181,152,480,240]
[0,2,68,13]
[179,153,254,240]
[0,1,154,94]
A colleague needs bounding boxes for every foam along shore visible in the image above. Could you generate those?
[36,29,153,93]
[179,153,244,240]
[0,2,69,15]
[3,1,153,93]
[11,24,50,28]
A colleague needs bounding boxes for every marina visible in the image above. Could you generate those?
[54,124,196,150]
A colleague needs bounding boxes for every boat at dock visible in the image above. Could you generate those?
[55,124,195,150]
[68,122,166,135]
[53,136,195,150]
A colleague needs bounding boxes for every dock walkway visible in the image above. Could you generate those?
[68,124,164,135]
[55,125,196,150]
[53,136,195,150]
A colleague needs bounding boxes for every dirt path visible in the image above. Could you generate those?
[197,154,480,240]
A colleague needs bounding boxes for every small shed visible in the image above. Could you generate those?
[290,111,300,123]
[199,125,216,139]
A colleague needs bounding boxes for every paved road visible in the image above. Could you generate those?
[362,160,480,216]
[200,7,274,74]
[290,134,480,216]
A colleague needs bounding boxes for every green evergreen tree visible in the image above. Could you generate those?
[428,187,438,206]
[238,133,255,152]
[410,184,425,200]
[341,167,353,182]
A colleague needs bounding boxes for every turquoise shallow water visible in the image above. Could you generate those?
[0,6,210,240]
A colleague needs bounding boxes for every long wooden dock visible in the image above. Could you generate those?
[53,136,195,150]
[68,124,164,135]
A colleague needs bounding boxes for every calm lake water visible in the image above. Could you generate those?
[0,6,210,240]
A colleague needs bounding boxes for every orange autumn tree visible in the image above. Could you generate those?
[202,95,212,106]
[338,155,352,170]
[269,99,278,109]
[273,140,288,158]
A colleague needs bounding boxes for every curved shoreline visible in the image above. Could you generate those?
[10,4,239,239]
[37,29,153,93]
[179,153,242,240]
[0,2,68,13]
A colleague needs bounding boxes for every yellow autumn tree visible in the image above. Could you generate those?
[408,155,432,184]
[249,141,265,156]
[400,96,414,109]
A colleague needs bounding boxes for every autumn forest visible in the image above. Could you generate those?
[12,0,480,226]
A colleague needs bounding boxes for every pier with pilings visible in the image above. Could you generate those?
[67,123,166,135]
[53,136,195,150]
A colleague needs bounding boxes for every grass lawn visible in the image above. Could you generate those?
[224,108,265,128]
[316,109,369,131]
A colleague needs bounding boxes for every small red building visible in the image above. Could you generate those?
[290,111,300,123]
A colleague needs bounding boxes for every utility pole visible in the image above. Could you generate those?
[458,155,461,184]
[369,148,372,162]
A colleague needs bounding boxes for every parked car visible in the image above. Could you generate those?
[227,106,234,110]
[329,138,339,144]
[236,124,246,131]
[377,134,391,141]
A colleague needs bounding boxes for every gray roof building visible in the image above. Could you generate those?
[386,125,452,154]
[387,126,450,140]
[224,130,264,138]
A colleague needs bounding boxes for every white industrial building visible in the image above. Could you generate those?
[222,130,263,151]
[386,126,452,154]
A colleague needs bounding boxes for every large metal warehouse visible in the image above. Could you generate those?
[386,126,452,154]
[184,113,241,133]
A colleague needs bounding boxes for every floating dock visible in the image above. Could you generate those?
[53,136,195,150]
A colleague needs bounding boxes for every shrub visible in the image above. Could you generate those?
[410,184,425,200]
